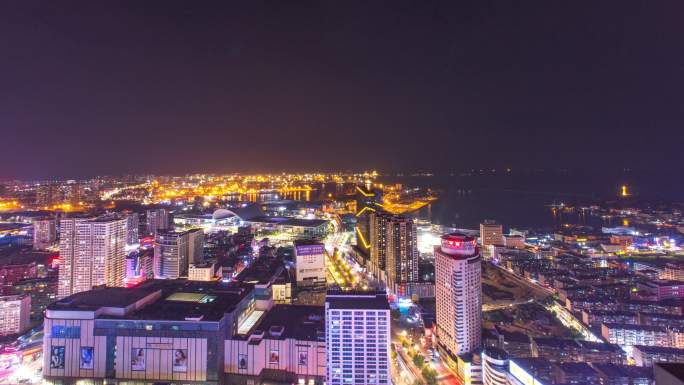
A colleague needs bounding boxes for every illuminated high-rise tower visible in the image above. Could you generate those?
[369,211,390,280]
[385,216,418,296]
[354,185,383,264]
[146,208,170,236]
[435,233,482,358]
[326,291,390,385]
[58,216,127,298]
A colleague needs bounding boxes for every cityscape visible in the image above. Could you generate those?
[2,2,684,385]
[0,173,683,385]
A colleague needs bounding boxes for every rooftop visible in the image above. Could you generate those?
[634,345,684,354]
[656,363,684,381]
[237,257,286,285]
[48,279,253,322]
[48,286,158,312]
[532,337,580,349]
[592,363,653,379]
[510,358,554,377]
[241,305,325,341]
[576,340,622,353]
[326,290,389,310]
[602,323,667,332]
[557,362,598,376]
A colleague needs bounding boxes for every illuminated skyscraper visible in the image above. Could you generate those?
[326,291,390,385]
[354,185,382,263]
[124,212,140,246]
[153,229,202,279]
[369,211,390,280]
[435,233,482,358]
[187,228,204,264]
[146,208,170,236]
[385,216,418,296]
[57,216,127,298]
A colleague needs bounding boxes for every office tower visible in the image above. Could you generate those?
[435,233,482,357]
[146,208,170,235]
[385,216,418,296]
[57,216,127,298]
[33,217,56,250]
[187,228,204,264]
[124,212,140,246]
[0,295,31,335]
[154,230,198,279]
[294,240,326,287]
[326,291,391,385]
[369,211,390,280]
[480,220,503,247]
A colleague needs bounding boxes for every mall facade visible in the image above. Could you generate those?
[43,279,326,385]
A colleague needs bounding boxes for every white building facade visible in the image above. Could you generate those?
[0,295,31,336]
[435,233,482,357]
[295,241,326,287]
[58,216,127,299]
[325,291,390,385]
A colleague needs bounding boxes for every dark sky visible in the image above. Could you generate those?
[1,1,683,178]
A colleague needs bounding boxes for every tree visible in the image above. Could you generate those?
[422,367,438,385]
[413,354,425,369]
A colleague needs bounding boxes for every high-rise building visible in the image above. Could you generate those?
[385,216,418,296]
[57,216,127,298]
[369,211,390,280]
[435,233,482,359]
[146,208,170,236]
[294,240,326,287]
[480,220,503,248]
[354,185,383,263]
[124,212,140,246]
[326,291,391,385]
[33,217,56,250]
[0,295,31,336]
[154,229,203,279]
[187,228,204,264]
[35,184,57,206]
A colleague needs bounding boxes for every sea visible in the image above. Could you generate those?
[377,169,684,231]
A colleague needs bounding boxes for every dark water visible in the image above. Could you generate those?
[378,170,684,231]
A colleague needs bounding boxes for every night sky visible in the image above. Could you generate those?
[1,1,683,178]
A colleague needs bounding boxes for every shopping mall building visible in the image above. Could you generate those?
[42,279,325,385]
